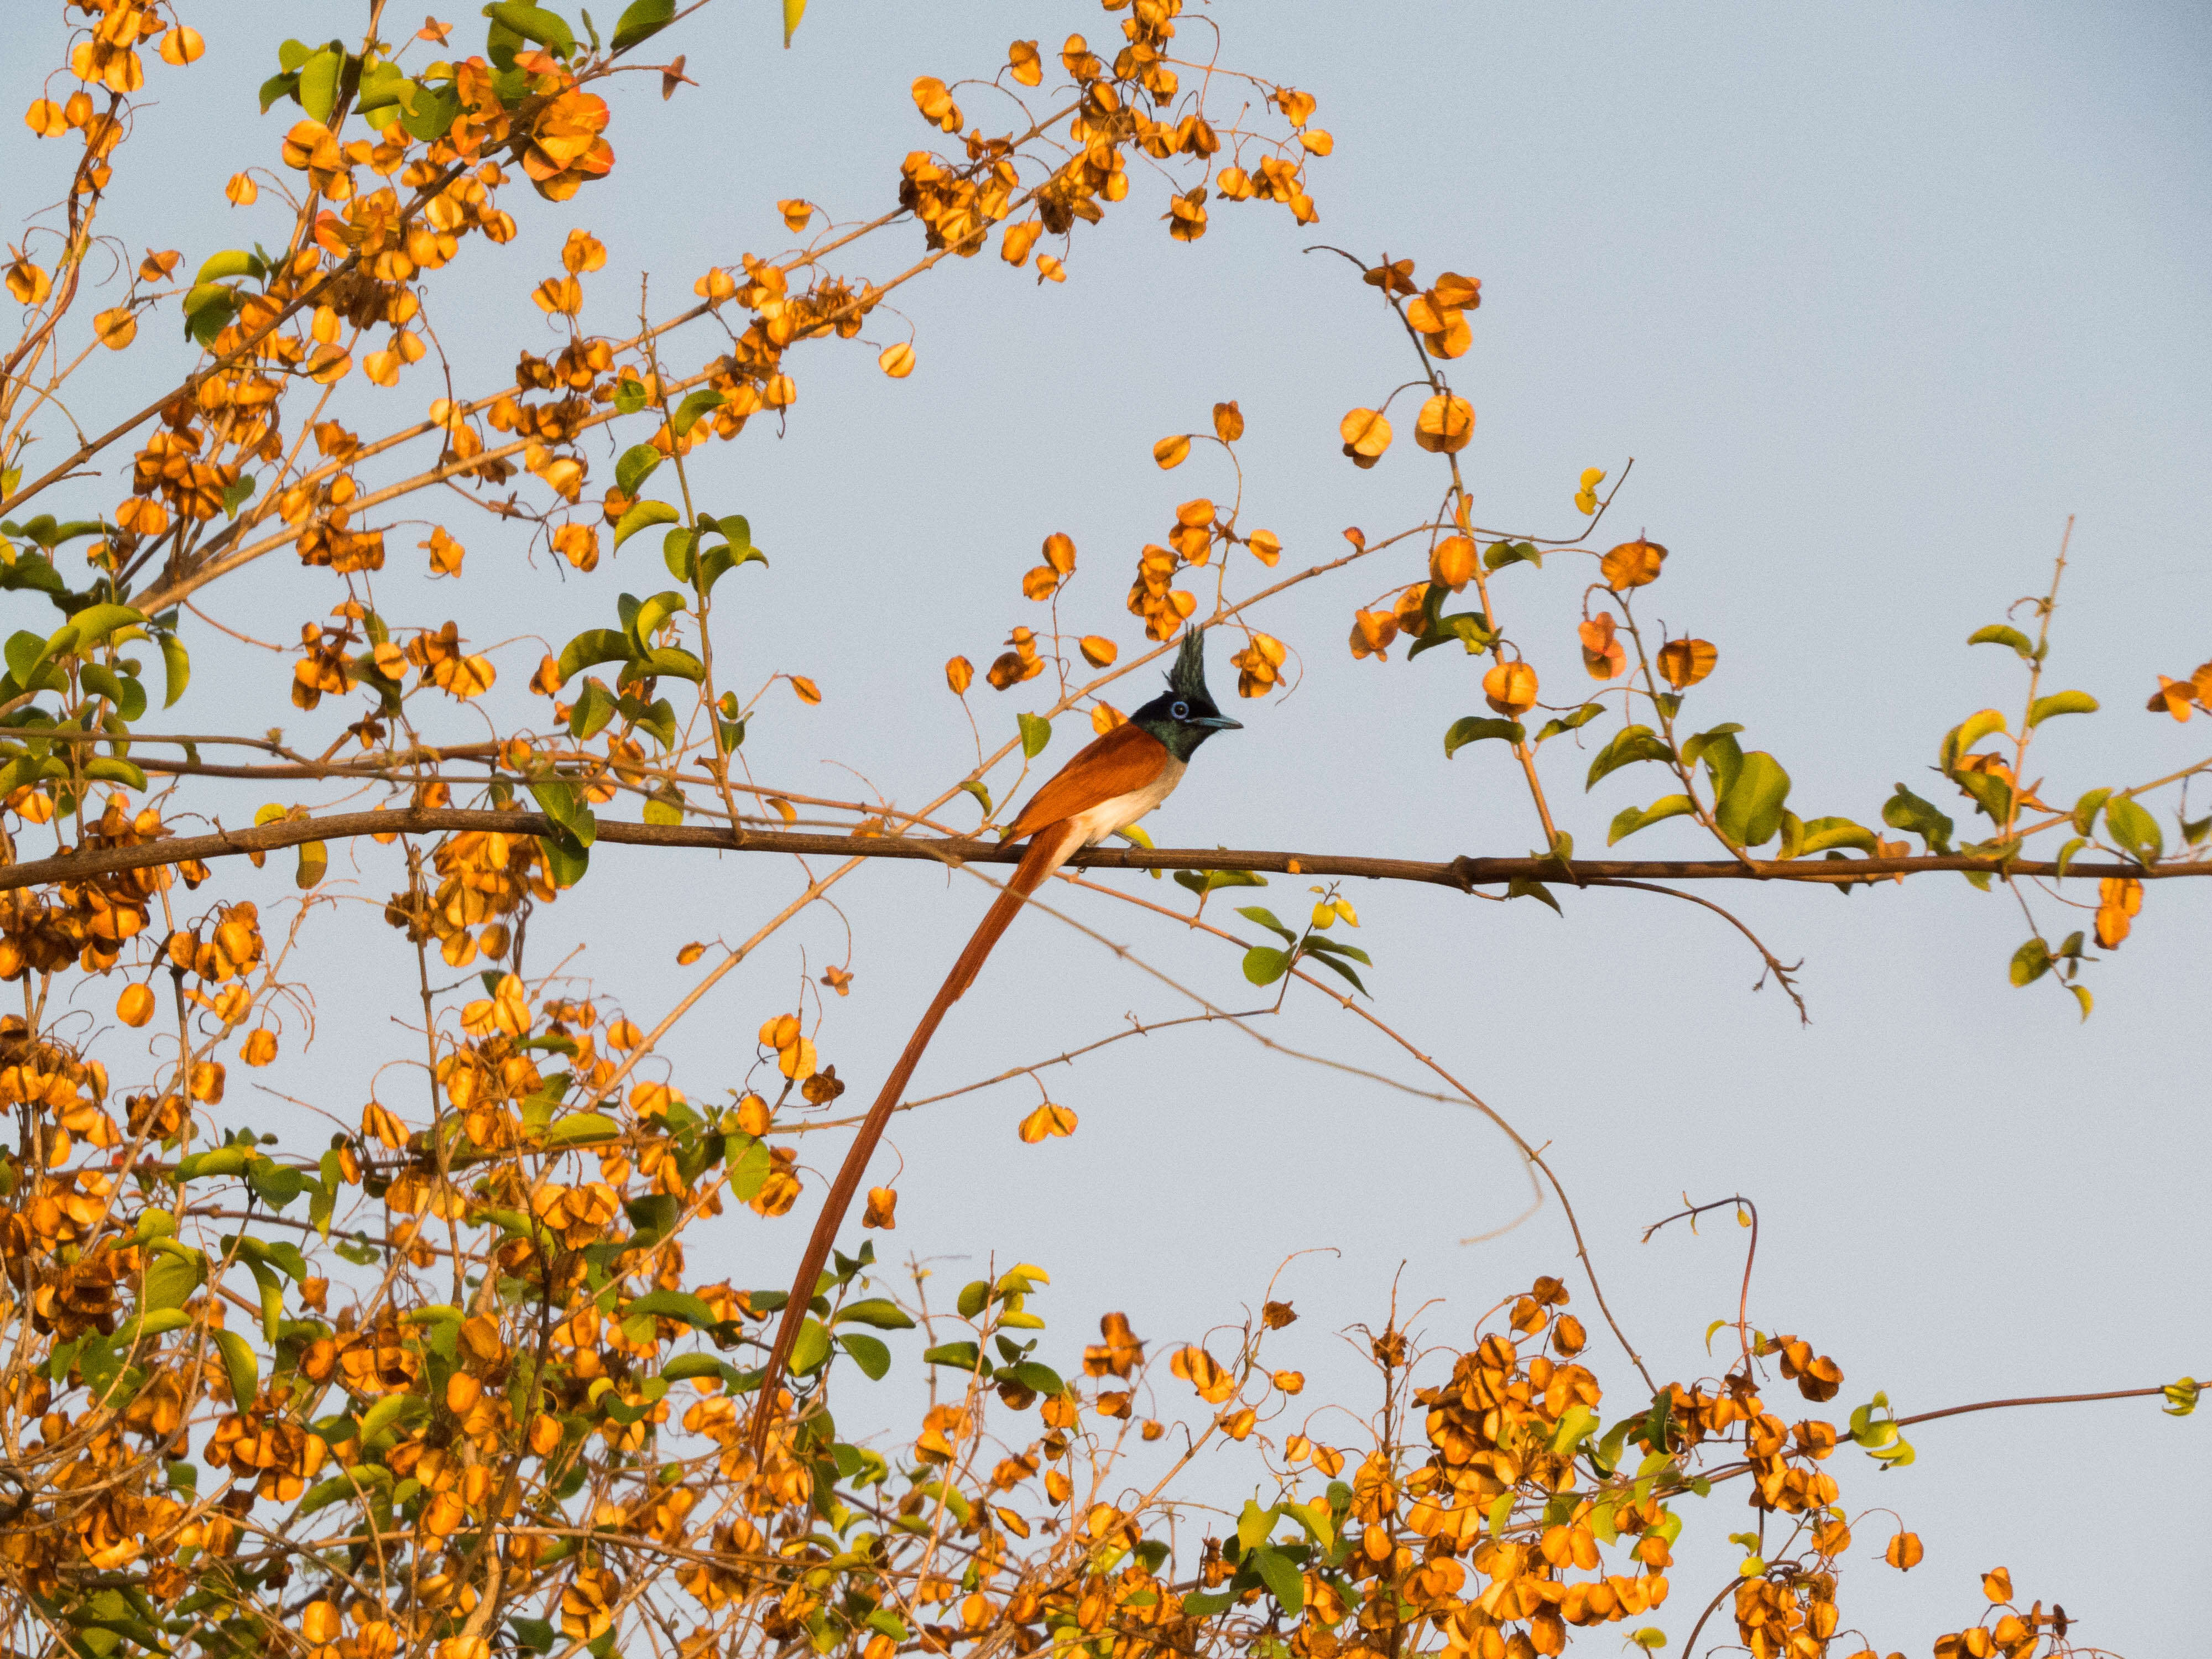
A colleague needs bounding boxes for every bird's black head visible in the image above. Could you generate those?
[1130,628,1242,761]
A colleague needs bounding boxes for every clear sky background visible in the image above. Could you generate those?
[9,2,2210,1651]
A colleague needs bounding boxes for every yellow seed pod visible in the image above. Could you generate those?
[1430,535,1477,591]
[1338,408,1392,466]
[1413,393,1474,454]
[1482,660,1538,715]
[117,983,156,1027]
[1600,538,1667,591]
[301,1605,342,1647]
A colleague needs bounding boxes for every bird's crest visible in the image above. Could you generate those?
[1169,627,1214,705]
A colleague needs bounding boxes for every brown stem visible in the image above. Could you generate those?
[7,807,2206,896]
[1895,1382,2189,1428]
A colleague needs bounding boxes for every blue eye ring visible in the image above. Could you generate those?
[1170,699,1190,721]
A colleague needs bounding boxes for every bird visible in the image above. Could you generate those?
[749,627,1241,1443]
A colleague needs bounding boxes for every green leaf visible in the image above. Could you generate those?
[2027,688,2098,728]
[1793,816,1879,856]
[1000,1360,1063,1395]
[182,285,236,347]
[1444,716,1524,757]
[614,444,662,498]
[630,645,704,685]
[671,389,727,439]
[2104,795,2163,865]
[1584,724,1673,788]
[1171,868,1265,895]
[353,62,415,125]
[398,81,462,141]
[195,249,260,287]
[1300,948,1367,996]
[1533,702,1606,744]
[359,1392,429,1446]
[614,499,681,551]
[629,588,688,651]
[838,1333,891,1380]
[727,1138,771,1201]
[84,757,148,791]
[834,1297,916,1330]
[2070,787,2112,836]
[297,45,344,123]
[213,1328,258,1408]
[1235,905,1295,942]
[2009,937,2053,987]
[542,1110,620,1145]
[1504,877,1562,914]
[1407,611,1496,658]
[486,3,578,56]
[81,663,145,721]
[1881,784,1954,854]
[1714,750,1791,848]
[1242,946,1290,985]
[527,779,597,847]
[661,1352,753,1391]
[1484,539,1542,571]
[4,629,46,687]
[625,1290,719,1328]
[661,525,698,583]
[1303,936,1371,967]
[624,1192,679,1240]
[921,1340,983,1371]
[246,1162,309,1211]
[56,603,147,661]
[258,71,301,114]
[696,541,765,597]
[787,1316,833,1374]
[568,676,617,739]
[509,1619,557,1656]
[1966,623,2035,658]
[2053,836,2087,878]
[1953,766,2011,825]
[958,779,992,816]
[611,0,676,51]
[1607,795,1694,846]
[1939,708,2009,776]
[1252,1546,1303,1614]
[142,1252,204,1313]
[1018,712,1051,759]
[555,627,633,686]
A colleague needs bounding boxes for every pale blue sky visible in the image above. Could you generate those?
[9,2,2208,1650]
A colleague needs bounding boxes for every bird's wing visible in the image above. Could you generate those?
[1004,721,1169,843]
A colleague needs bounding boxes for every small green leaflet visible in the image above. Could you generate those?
[1966,623,2035,658]
[1445,716,1522,756]
[1608,795,1693,845]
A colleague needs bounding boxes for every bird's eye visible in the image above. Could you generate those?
[1170,700,1190,721]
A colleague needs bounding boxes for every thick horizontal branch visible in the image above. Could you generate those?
[4,806,2205,895]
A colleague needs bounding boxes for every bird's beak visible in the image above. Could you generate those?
[1195,713,1243,732]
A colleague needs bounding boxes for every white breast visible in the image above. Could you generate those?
[1064,755,1187,850]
